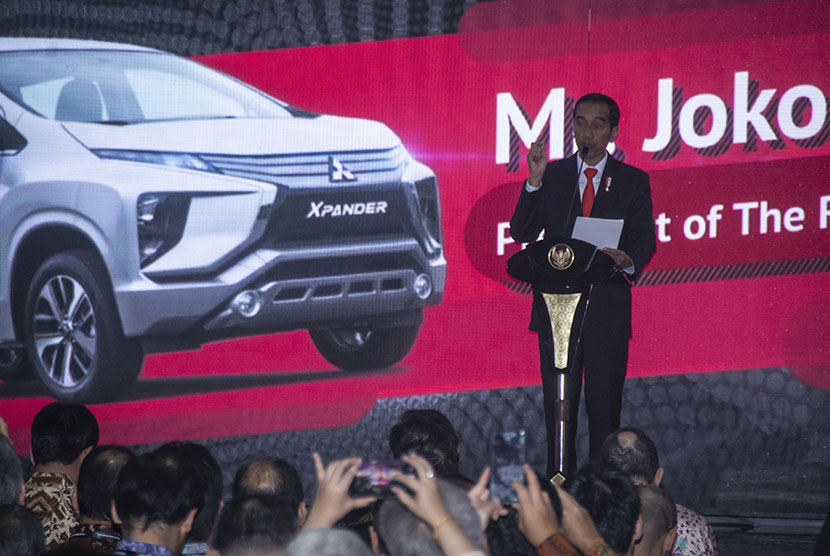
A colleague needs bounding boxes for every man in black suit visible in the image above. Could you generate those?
[510,93,656,477]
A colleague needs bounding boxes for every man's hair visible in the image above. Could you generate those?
[637,485,676,554]
[574,93,621,129]
[77,445,135,522]
[284,528,372,556]
[388,409,460,477]
[30,403,99,465]
[599,427,660,484]
[232,457,304,513]
[214,495,298,552]
[0,437,22,505]
[113,448,204,532]
[154,442,222,543]
[566,461,642,554]
[0,504,45,556]
[377,478,482,556]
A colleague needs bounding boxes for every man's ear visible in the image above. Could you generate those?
[610,126,619,142]
[111,502,122,526]
[71,484,79,515]
[17,481,25,505]
[297,501,308,526]
[29,446,34,466]
[182,508,198,535]
[654,467,664,487]
[630,514,644,553]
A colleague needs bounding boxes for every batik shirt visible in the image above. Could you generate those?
[67,522,121,552]
[673,504,719,556]
[24,471,79,547]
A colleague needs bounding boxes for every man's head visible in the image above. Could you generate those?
[388,409,460,478]
[112,448,204,552]
[154,442,223,544]
[232,457,305,524]
[30,403,99,466]
[213,495,298,552]
[599,428,663,486]
[76,445,135,524]
[377,478,482,556]
[634,485,676,556]
[566,461,642,555]
[284,528,372,556]
[0,437,23,505]
[0,504,45,556]
[573,93,620,165]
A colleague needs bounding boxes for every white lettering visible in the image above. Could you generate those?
[655,212,672,242]
[733,201,759,235]
[734,72,777,143]
[643,78,674,152]
[683,214,707,240]
[821,196,830,229]
[680,93,728,149]
[783,206,805,232]
[778,84,827,140]
[496,88,565,164]
[497,222,514,256]
[306,201,324,218]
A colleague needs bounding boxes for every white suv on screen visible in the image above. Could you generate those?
[0,38,445,402]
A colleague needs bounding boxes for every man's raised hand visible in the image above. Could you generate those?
[527,141,547,188]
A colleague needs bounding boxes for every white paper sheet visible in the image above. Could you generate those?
[572,216,624,249]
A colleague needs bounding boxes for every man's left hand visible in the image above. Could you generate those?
[601,248,632,269]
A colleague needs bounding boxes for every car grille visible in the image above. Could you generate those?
[200,145,406,188]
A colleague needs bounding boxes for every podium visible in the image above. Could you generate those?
[506,237,616,485]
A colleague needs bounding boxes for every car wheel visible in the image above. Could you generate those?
[309,321,421,371]
[24,249,143,402]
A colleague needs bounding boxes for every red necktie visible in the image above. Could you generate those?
[582,168,598,217]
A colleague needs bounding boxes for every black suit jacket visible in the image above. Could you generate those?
[509,153,656,340]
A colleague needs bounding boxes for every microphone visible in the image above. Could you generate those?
[565,146,590,232]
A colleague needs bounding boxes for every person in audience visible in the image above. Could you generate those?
[600,428,718,556]
[0,503,46,556]
[213,495,298,553]
[512,463,618,556]
[389,409,461,479]
[217,536,284,556]
[634,486,677,556]
[111,447,203,556]
[284,528,372,556]
[153,443,223,556]
[565,461,643,556]
[65,445,135,553]
[232,457,306,526]
[0,436,24,505]
[25,403,99,547]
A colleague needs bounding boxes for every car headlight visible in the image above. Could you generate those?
[93,149,219,172]
[137,193,191,268]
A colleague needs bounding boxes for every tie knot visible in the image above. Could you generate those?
[584,168,598,182]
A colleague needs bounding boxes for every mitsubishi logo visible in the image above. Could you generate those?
[328,156,356,182]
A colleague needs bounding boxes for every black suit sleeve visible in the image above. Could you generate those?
[620,169,656,280]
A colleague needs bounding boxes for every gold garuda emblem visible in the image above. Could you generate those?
[547,243,574,270]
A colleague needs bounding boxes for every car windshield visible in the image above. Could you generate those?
[0,49,294,123]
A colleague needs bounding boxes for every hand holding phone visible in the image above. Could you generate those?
[348,459,415,499]
[490,429,527,504]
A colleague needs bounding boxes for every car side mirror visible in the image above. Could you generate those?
[0,117,26,155]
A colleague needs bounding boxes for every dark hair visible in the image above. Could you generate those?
[232,457,304,513]
[565,461,641,554]
[0,504,45,556]
[30,403,99,465]
[214,495,298,552]
[638,485,676,552]
[389,409,459,477]
[574,93,621,128]
[599,427,660,484]
[154,443,222,543]
[113,448,204,532]
[485,507,537,556]
[77,445,135,521]
[0,437,22,505]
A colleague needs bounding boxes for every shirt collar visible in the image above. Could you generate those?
[576,151,609,176]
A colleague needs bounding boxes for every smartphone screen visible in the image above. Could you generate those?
[490,429,527,504]
[348,459,410,499]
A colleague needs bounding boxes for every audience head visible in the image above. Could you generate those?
[30,403,99,466]
[214,494,298,552]
[377,478,482,556]
[0,503,45,556]
[634,485,676,556]
[112,447,204,551]
[76,445,134,524]
[154,442,222,544]
[600,428,662,486]
[566,461,642,555]
[0,437,23,505]
[389,409,460,478]
[284,528,372,556]
[232,457,305,523]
